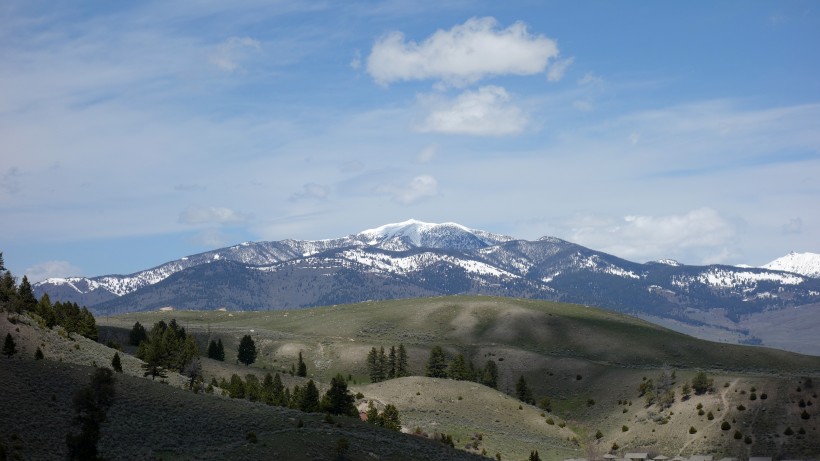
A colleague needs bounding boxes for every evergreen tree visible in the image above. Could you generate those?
[36,293,56,327]
[299,380,321,412]
[128,321,147,346]
[692,371,711,395]
[66,368,116,461]
[0,252,4,271]
[516,375,534,404]
[3,333,16,358]
[377,347,387,379]
[272,373,286,406]
[529,450,541,461]
[111,352,122,373]
[35,346,44,360]
[207,340,220,360]
[262,373,275,405]
[237,335,257,366]
[322,374,357,416]
[245,374,261,402]
[0,271,17,312]
[387,346,397,379]
[481,360,498,389]
[381,404,401,431]
[426,346,448,378]
[397,343,409,377]
[184,358,203,391]
[449,353,471,381]
[15,275,38,313]
[297,351,307,377]
[216,338,225,361]
[367,347,383,382]
[365,401,379,424]
[228,374,245,399]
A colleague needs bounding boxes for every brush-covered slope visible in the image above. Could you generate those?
[98,297,820,460]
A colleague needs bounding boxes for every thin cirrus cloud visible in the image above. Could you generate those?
[178,206,252,226]
[209,36,261,72]
[375,175,439,204]
[417,85,528,136]
[564,208,738,264]
[290,183,331,201]
[366,17,559,87]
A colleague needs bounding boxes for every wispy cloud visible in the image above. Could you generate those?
[417,86,527,136]
[290,183,331,201]
[376,175,439,204]
[178,207,252,226]
[209,36,261,72]
[547,57,574,82]
[25,260,83,283]
[367,17,558,87]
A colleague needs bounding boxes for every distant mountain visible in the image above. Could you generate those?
[762,251,820,278]
[34,219,820,352]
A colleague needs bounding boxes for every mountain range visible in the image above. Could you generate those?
[34,219,820,354]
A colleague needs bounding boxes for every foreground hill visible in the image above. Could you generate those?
[34,220,820,354]
[96,296,820,460]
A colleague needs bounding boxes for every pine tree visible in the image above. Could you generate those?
[321,374,357,416]
[0,271,17,312]
[297,351,307,377]
[0,252,4,271]
[388,346,397,379]
[217,339,225,361]
[272,373,286,406]
[228,374,245,399]
[128,321,147,346]
[529,450,541,461]
[299,380,321,412]
[397,343,409,377]
[66,367,115,461]
[35,346,44,360]
[111,352,122,372]
[426,346,448,378]
[36,293,56,328]
[481,360,498,389]
[15,275,38,313]
[367,347,381,382]
[380,404,401,431]
[207,340,220,360]
[516,375,534,404]
[3,333,16,358]
[237,335,257,366]
[449,354,471,381]
[377,346,387,380]
[365,401,379,424]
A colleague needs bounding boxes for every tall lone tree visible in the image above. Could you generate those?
[516,375,534,404]
[66,368,116,461]
[297,351,307,377]
[237,335,257,366]
[128,321,147,347]
[321,374,357,416]
[396,343,409,377]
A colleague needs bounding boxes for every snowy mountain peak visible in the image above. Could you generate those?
[655,259,682,266]
[358,219,468,245]
[762,251,820,278]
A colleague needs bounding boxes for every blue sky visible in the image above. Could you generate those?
[2,1,819,281]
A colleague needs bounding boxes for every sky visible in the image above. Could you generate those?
[2,1,819,282]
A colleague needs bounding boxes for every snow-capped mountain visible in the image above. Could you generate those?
[34,220,820,327]
[762,251,820,278]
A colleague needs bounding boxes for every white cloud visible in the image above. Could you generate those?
[376,174,439,204]
[349,50,362,70]
[564,208,737,264]
[782,217,803,234]
[367,17,559,86]
[190,229,232,247]
[178,206,251,225]
[418,85,527,136]
[209,36,261,72]
[417,144,437,163]
[25,260,83,283]
[578,72,603,86]
[547,57,574,82]
[290,183,331,201]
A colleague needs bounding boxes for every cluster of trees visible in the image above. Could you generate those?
[365,401,401,431]
[217,371,373,421]
[425,346,499,389]
[366,344,408,382]
[638,369,677,408]
[0,255,97,341]
[133,320,199,380]
[207,338,225,361]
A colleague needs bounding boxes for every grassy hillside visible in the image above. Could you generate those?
[93,296,820,460]
[4,296,818,460]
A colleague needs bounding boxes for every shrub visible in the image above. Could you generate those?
[801,410,810,420]
[750,392,757,401]
[784,427,794,436]
[622,425,629,432]
[34,347,44,360]
[689,426,697,434]
[707,411,714,420]
[595,430,603,440]
[721,421,731,430]
[698,409,705,416]
[760,392,767,400]
[744,435,752,444]
[734,430,742,440]
[737,404,746,411]
[611,442,619,451]
[546,417,555,425]
[587,398,595,406]
[798,427,806,434]
[246,432,257,443]
[558,422,566,428]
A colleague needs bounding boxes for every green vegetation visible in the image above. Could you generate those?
[3,332,16,358]
[207,338,225,361]
[66,367,116,461]
[237,335,257,366]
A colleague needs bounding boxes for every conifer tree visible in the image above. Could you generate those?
[297,350,307,377]
[15,275,38,313]
[365,401,380,424]
[35,346,44,360]
[66,367,115,461]
[388,345,397,379]
[207,339,220,360]
[0,252,4,271]
[216,338,225,361]
[380,404,401,431]
[426,346,448,378]
[228,374,245,399]
[3,333,16,358]
[377,346,387,379]
[529,450,541,461]
[450,353,471,381]
[0,270,16,312]
[237,335,257,366]
[128,321,147,346]
[397,343,409,377]
[272,373,286,406]
[111,352,122,373]
[299,380,321,412]
[481,360,498,389]
[321,374,357,416]
[516,375,534,404]
[367,347,381,382]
